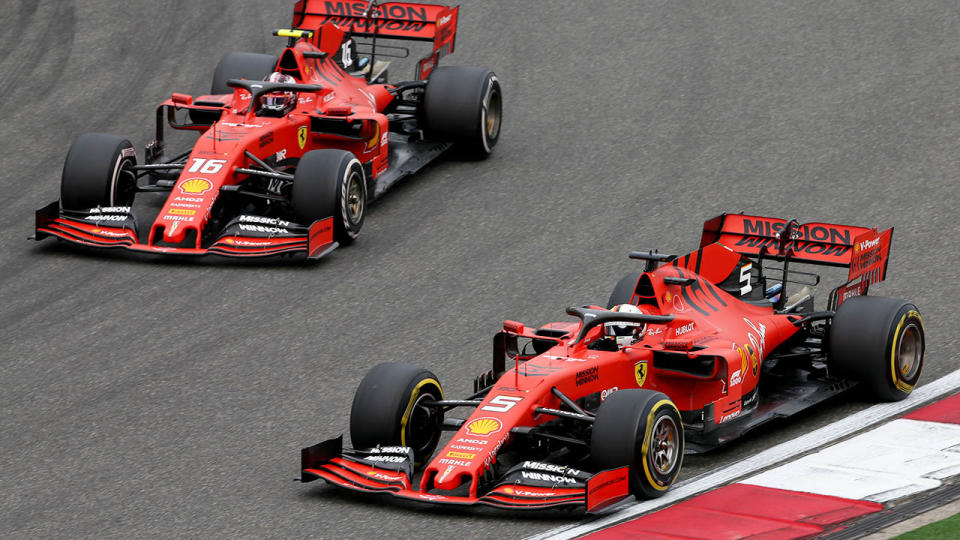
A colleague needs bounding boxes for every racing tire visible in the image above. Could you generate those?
[60,133,137,211]
[210,52,279,95]
[591,389,683,499]
[350,362,444,467]
[422,66,502,160]
[291,149,366,245]
[608,272,643,308]
[829,296,925,401]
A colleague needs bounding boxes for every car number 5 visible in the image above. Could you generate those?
[481,395,523,412]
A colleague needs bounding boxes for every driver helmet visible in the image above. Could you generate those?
[604,304,646,347]
[261,72,297,115]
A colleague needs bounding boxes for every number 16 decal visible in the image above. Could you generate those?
[481,395,523,412]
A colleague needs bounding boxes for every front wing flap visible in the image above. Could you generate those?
[299,437,630,512]
[33,201,338,259]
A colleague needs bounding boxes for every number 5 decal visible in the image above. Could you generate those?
[481,395,523,412]
[739,263,753,296]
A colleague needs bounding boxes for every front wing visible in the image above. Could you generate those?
[299,437,630,512]
[33,202,338,259]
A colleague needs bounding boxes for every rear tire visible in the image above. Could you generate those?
[829,296,925,401]
[350,363,444,467]
[608,272,643,308]
[210,52,279,95]
[291,149,366,245]
[422,66,502,159]
[60,133,137,211]
[591,389,683,499]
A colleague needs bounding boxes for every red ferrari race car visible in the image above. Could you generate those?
[299,213,925,512]
[33,1,501,259]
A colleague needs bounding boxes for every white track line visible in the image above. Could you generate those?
[527,370,960,540]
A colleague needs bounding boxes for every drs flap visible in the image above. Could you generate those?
[293,1,458,50]
[701,213,892,269]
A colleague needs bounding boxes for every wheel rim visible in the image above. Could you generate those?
[406,391,440,456]
[483,87,502,141]
[115,161,137,206]
[897,323,922,381]
[345,169,364,226]
[650,415,679,475]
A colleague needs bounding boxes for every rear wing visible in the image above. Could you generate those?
[292,1,458,78]
[701,213,893,308]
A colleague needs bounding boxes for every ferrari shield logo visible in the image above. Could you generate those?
[634,361,647,387]
[297,126,308,149]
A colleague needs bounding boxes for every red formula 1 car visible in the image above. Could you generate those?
[299,213,925,511]
[33,1,501,259]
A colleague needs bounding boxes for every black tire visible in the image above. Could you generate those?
[210,52,279,95]
[591,389,683,499]
[608,272,642,308]
[349,362,444,467]
[291,149,366,245]
[829,296,925,401]
[422,66,502,159]
[60,133,137,211]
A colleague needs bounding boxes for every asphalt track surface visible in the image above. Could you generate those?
[2,1,959,538]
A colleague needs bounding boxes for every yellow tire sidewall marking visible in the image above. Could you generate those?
[640,399,682,491]
[400,378,442,448]
[890,310,923,393]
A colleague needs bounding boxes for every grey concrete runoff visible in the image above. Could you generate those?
[2,1,960,538]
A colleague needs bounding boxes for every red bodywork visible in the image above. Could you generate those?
[35,1,460,259]
[302,213,895,511]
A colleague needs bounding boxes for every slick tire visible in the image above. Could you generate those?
[60,133,137,211]
[210,52,279,95]
[591,389,683,499]
[829,296,925,401]
[422,66,502,160]
[350,362,444,467]
[608,272,643,308]
[292,149,366,245]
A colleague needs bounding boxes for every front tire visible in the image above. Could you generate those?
[829,296,925,401]
[291,149,366,245]
[591,389,683,499]
[349,363,444,467]
[60,133,137,211]
[422,66,502,159]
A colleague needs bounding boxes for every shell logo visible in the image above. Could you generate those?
[504,487,514,494]
[179,178,212,195]
[465,417,502,436]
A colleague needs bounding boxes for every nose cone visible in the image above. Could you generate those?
[162,221,189,243]
[433,465,468,491]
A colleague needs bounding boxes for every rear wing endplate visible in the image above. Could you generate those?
[701,213,893,307]
[292,1,458,78]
